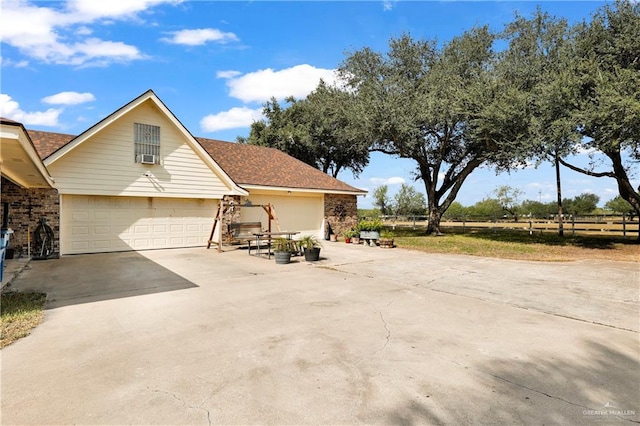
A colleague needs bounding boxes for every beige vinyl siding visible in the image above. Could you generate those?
[48,100,229,198]
[239,192,324,238]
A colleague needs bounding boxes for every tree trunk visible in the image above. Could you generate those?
[555,152,564,237]
[426,208,443,235]
[607,152,640,242]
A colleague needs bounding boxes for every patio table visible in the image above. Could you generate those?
[250,231,299,259]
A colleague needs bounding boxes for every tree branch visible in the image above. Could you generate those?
[557,158,616,178]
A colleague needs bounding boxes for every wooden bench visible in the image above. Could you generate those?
[228,222,264,249]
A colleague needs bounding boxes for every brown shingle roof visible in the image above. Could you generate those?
[28,129,76,159]
[21,127,364,194]
[196,137,365,194]
[1,117,20,124]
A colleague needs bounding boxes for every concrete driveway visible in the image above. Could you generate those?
[2,244,638,425]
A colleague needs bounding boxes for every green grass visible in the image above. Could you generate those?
[1,291,47,349]
[388,228,639,262]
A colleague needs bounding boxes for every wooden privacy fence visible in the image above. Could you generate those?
[374,214,640,238]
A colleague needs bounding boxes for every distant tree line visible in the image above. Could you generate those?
[372,184,635,220]
[240,1,639,239]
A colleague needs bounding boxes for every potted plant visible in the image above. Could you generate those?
[379,230,395,248]
[358,219,382,240]
[273,237,296,264]
[298,235,322,261]
[343,228,357,244]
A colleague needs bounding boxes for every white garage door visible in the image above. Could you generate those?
[61,195,217,254]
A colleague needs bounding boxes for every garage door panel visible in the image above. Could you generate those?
[61,195,217,254]
[93,240,111,250]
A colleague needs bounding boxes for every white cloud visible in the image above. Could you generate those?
[216,70,242,79]
[0,0,177,66]
[219,64,338,103]
[42,91,96,105]
[75,26,92,36]
[162,28,239,46]
[370,176,406,185]
[383,0,396,11]
[0,94,62,126]
[65,0,181,21]
[200,107,263,132]
[0,56,29,68]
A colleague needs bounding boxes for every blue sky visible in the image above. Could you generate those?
[2,0,633,209]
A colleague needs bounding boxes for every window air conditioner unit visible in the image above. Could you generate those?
[138,154,157,165]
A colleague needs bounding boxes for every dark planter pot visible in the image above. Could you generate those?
[274,251,292,264]
[303,247,321,261]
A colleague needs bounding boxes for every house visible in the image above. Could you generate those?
[0,90,366,256]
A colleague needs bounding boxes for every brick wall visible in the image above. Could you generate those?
[1,177,60,257]
[324,194,358,239]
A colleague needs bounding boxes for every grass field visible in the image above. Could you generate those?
[1,291,47,349]
[389,228,639,262]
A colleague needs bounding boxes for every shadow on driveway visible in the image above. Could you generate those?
[383,340,640,425]
[13,251,197,309]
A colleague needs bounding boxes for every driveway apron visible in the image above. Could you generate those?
[2,245,638,425]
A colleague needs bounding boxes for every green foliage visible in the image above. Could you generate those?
[241,80,370,178]
[393,184,426,216]
[298,235,322,249]
[273,237,297,253]
[520,200,556,218]
[340,27,533,234]
[493,185,524,217]
[466,198,504,219]
[343,228,359,239]
[358,219,383,232]
[562,193,600,215]
[604,195,634,214]
[549,1,639,220]
[443,201,468,219]
[372,185,391,215]
[357,208,381,219]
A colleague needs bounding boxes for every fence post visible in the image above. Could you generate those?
[529,220,533,236]
[462,217,466,234]
[413,215,416,230]
[623,214,626,239]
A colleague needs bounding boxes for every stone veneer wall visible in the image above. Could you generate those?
[324,194,358,239]
[1,177,60,257]
[220,195,241,242]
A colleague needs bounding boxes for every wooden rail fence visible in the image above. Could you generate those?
[373,215,640,238]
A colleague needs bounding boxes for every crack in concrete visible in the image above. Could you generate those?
[378,311,391,349]
[417,285,638,333]
[151,388,212,426]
